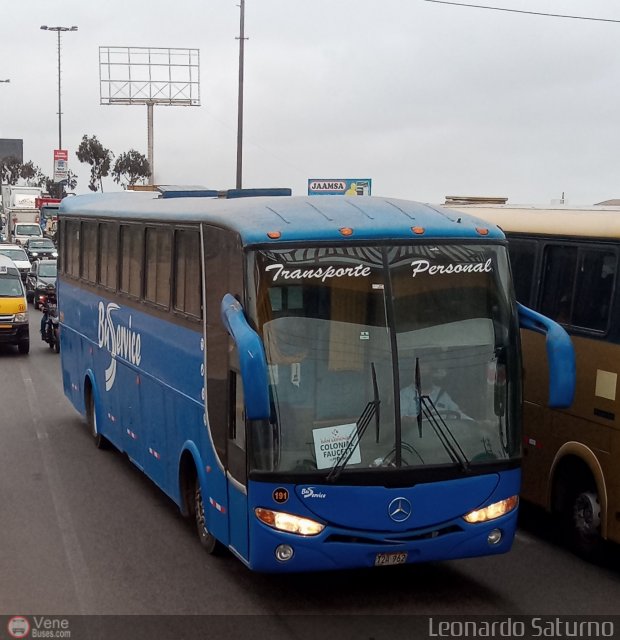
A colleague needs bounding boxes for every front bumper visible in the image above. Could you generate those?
[0,323,29,345]
[247,507,518,572]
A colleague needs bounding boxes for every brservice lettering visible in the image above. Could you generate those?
[98,301,142,391]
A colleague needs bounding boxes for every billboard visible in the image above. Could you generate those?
[308,179,372,196]
[53,149,68,183]
[0,139,23,163]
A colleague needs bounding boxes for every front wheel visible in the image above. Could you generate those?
[194,478,224,555]
[18,340,29,355]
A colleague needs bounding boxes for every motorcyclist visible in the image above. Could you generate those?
[40,291,56,340]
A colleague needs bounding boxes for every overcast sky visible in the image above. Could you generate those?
[2,0,620,206]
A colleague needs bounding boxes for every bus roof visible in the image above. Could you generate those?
[59,192,504,245]
[443,203,620,240]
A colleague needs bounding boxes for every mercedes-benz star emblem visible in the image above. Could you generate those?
[388,497,412,523]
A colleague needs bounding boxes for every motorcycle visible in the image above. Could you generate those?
[40,290,60,353]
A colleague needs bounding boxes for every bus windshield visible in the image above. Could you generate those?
[249,244,520,478]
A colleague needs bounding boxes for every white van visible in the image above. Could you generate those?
[0,244,32,282]
[13,221,43,245]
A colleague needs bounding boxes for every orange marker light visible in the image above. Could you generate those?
[267,231,281,239]
[476,227,489,236]
[411,226,425,235]
[339,227,354,236]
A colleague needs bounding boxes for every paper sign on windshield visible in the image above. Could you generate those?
[313,423,361,470]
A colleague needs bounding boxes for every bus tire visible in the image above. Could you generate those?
[18,340,29,355]
[194,478,224,555]
[86,385,108,450]
[561,483,603,561]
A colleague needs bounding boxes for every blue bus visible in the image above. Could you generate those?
[57,189,575,572]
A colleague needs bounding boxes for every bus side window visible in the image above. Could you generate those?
[572,250,616,332]
[507,238,537,306]
[539,245,577,324]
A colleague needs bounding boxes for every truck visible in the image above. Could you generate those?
[36,197,61,239]
[1,185,44,245]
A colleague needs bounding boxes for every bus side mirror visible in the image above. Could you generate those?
[517,303,576,408]
[220,293,270,421]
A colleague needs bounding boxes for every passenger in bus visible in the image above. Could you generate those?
[400,362,470,419]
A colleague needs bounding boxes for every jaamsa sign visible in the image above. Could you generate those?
[308,179,371,196]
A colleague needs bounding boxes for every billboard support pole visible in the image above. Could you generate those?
[147,102,154,185]
[236,0,246,190]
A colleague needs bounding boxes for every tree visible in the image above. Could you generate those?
[44,170,78,199]
[19,161,46,186]
[76,134,114,192]
[112,149,151,188]
[0,155,23,185]
[0,157,47,187]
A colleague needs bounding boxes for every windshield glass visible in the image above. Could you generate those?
[248,244,520,479]
[0,273,24,297]
[38,263,57,277]
[17,225,41,236]
[0,248,28,262]
[29,240,54,249]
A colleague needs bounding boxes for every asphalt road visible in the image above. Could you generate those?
[1,311,620,638]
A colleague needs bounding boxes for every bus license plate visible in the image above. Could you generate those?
[0,324,11,329]
[375,552,408,566]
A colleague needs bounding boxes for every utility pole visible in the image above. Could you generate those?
[236,0,247,189]
[40,25,78,151]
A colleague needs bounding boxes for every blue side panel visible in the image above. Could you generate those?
[228,484,249,559]
[246,469,520,573]
[59,280,209,509]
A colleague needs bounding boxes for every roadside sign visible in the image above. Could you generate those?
[53,149,69,183]
[308,178,372,196]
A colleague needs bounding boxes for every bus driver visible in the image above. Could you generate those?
[399,361,470,420]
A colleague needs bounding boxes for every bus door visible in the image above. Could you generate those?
[203,225,249,559]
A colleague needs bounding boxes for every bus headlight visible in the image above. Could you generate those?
[15,312,28,323]
[255,507,325,536]
[463,496,519,524]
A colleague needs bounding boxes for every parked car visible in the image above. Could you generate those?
[26,259,57,309]
[0,243,32,282]
[23,237,58,262]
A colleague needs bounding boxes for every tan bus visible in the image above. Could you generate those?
[444,201,620,559]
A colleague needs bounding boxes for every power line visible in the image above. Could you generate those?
[423,0,620,23]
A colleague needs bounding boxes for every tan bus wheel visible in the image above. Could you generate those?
[561,483,603,560]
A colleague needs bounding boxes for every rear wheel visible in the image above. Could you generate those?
[194,478,224,555]
[86,386,108,450]
[557,474,603,561]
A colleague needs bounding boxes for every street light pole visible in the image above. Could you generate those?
[40,25,78,150]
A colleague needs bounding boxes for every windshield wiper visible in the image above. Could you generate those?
[415,357,423,438]
[371,362,381,444]
[421,397,470,473]
[327,399,380,483]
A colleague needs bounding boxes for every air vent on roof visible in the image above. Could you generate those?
[157,186,292,199]
[444,196,508,205]
[157,186,219,199]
